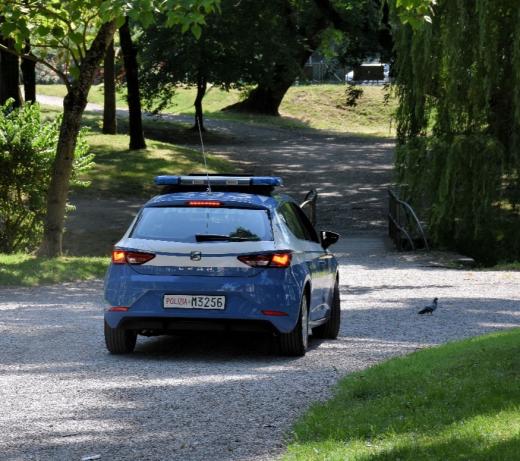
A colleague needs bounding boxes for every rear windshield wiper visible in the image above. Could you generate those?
[195,234,259,242]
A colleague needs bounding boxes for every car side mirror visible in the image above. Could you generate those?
[320,231,340,249]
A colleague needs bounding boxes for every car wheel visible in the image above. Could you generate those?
[104,321,137,354]
[313,280,341,339]
[278,294,309,357]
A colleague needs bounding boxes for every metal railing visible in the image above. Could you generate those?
[300,190,318,226]
[388,189,429,251]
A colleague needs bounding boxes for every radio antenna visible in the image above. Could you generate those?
[196,117,211,193]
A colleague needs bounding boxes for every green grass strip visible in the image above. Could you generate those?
[285,329,520,460]
[0,254,109,286]
[82,134,232,198]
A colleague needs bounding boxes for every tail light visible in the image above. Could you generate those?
[112,250,155,265]
[237,251,292,268]
[109,306,129,312]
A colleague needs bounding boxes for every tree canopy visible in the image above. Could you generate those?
[138,0,298,124]
[0,0,218,87]
[139,0,384,117]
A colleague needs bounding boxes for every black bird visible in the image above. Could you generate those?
[418,298,438,315]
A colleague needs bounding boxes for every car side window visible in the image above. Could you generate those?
[279,202,319,243]
[289,203,320,243]
[278,202,307,240]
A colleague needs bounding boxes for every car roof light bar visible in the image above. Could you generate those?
[154,175,283,187]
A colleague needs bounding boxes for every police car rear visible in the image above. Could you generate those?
[104,175,307,355]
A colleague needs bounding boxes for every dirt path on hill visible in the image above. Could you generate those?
[35,92,394,255]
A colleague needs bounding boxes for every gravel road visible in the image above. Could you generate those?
[2,97,518,460]
[1,237,519,461]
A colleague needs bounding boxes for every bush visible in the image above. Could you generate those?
[0,101,94,253]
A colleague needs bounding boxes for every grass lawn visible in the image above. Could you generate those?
[36,83,238,114]
[37,83,396,136]
[281,85,396,136]
[80,133,231,198]
[35,106,234,261]
[0,253,109,286]
[285,329,520,461]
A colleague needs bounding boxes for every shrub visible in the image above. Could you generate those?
[0,101,94,253]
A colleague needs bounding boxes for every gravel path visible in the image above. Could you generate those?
[1,238,519,461]
[2,96,517,460]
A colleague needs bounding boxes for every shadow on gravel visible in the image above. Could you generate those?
[342,297,520,346]
[342,284,455,296]
[209,134,395,234]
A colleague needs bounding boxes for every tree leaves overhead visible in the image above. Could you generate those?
[139,0,382,114]
[393,0,436,28]
[138,0,299,111]
[0,0,220,257]
[0,0,220,82]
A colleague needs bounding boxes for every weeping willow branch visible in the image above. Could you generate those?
[389,0,520,263]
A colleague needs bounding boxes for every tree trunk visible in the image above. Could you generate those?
[192,75,207,131]
[102,40,117,134]
[222,54,310,116]
[21,42,36,104]
[119,17,146,150]
[39,20,117,257]
[222,11,320,115]
[0,35,23,107]
[222,74,296,116]
[222,0,345,115]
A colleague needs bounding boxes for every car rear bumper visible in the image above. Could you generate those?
[113,316,276,334]
[104,266,303,333]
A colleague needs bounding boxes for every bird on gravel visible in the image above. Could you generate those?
[418,298,439,315]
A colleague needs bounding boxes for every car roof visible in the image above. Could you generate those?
[144,191,289,211]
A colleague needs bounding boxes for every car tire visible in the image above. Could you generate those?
[278,294,309,357]
[313,280,341,339]
[104,321,137,354]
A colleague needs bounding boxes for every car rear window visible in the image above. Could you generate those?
[130,207,273,242]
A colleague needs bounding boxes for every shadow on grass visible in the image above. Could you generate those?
[359,434,520,461]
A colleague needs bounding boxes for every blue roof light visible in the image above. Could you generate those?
[154,175,283,187]
[250,176,283,186]
[154,175,181,185]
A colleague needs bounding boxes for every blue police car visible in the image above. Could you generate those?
[104,175,340,356]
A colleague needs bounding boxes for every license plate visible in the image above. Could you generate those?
[163,295,226,310]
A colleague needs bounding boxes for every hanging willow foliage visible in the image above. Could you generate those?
[390,0,520,263]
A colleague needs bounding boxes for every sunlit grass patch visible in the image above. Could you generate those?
[0,253,109,286]
[284,329,520,460]
[80,134,232,198]
[39,106,233,198]
[280,85,396,136]
[37,84,396,136]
